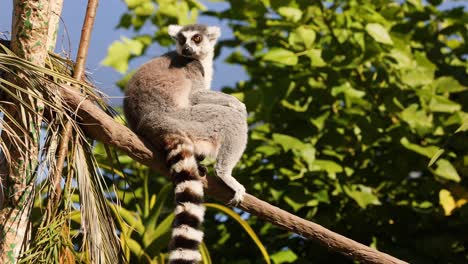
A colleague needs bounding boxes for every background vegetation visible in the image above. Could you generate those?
[102,0,467,263]
[0,0,466,263]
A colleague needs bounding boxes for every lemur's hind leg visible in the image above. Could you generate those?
[169,104,248,205]
[213,112,247,205]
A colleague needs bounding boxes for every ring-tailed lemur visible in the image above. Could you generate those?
[123,24,247,264]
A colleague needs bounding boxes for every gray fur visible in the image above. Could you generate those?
[124,24,247,204]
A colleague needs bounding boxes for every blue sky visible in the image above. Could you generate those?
[1,1,466,106]
[0,0,247,106]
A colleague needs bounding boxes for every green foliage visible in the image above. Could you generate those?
[106,0,468,263]
[205,203,271,264]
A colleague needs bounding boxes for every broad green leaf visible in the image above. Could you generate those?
[400,137,439,159]
[311,159,343,179]
[263,48,298,66]
[389,49,412,68]
[278,7,302,22]
[280,96,312,112]
[305,49,326,67]
[331,82,365,99]
[344,184,381,208]
[135,2,154,16]
[401,68,434,87]
[309,112,330,131]
[439,189,456,216]
[289,26,315,49]
[407,0,423,9]
[434,77,467,93]
[256,145,281,156]
[102,37,144,73]
[400,104,432,135]
[125,0,148,8]
[428,149,445,167]
[122,37,144,55]
[297,27,315,48]
[428,96,461,113]
[433,159,461,182]
[365,23,393,45]
[301,145,316,170]
[313,189,330,204]
[455,118,468,133]
[101,41,131,73]
[283,195,305,211]
[206,203,271,264]
[272,133,304,151]
[401,52,436,86]
[159,2,185,18]
[270,249,298,264]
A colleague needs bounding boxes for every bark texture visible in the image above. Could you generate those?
[0,0,55,262]
[60,85,407,264]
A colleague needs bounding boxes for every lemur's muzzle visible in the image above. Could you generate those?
[182,46,194,56]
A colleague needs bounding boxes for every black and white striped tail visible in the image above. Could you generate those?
[165,137,205,264]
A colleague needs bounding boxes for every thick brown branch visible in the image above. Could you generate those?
[60,85,407,264]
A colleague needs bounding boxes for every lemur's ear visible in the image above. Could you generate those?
[168,25,182,39]
[207,26,221,41]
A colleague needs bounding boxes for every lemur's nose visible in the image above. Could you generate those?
[182,46,193,56]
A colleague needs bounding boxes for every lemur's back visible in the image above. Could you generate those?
[124,51,204,131]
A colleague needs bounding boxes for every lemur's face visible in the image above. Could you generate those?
[168,24,221,60]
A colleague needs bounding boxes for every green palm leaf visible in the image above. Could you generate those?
[205,203,271,264]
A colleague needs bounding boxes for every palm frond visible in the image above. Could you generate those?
[74,140,121,263]
[0,41,122,263]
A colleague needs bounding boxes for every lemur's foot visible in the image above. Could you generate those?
[227,184,246,207]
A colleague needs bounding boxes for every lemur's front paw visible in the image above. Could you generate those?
[227,185,246,207]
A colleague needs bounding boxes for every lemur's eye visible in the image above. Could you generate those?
[192,34,202,44]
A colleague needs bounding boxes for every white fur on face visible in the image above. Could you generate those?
[174,30,217,60]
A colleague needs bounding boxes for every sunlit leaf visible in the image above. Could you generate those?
[365,23,393,45]
[263,48,298,66]
[101,37,144,73]
[400,137,439,159]
[439,189,456,216]
[343,185,381,209]
[270,249,298,263]
[433,159,461,182]
[277,7,302,22]
[305,49,326,67]
[428,149,445,167]
[272,133,304,151]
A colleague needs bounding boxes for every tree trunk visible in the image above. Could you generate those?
[0,0,61,262]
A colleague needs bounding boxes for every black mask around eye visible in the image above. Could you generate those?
[177,33,186,45]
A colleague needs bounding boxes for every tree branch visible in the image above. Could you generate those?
[60,85,407,264]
